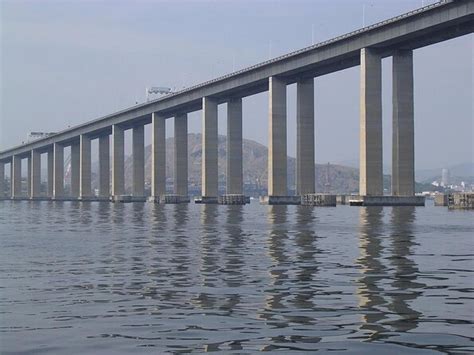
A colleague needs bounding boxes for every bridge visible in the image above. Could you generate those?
[0,0,473,205]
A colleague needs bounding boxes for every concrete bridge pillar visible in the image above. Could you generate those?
[112,124,125,197]
[132,125,145,198]
[296,78,315,195]
[30,150,41,199]
[392,49,415,196]
[53,143,64,199]
[70,142,80,198]
[98,135,110,198]
[26,154,31,198]
[47,149,53,198]
[151,113,166,198]
[268,76,287,197]
[11,155,22,199]
[174,113,188,197]
[0,162,4,197]
[79,135,92,199]
[202,97,218,201]
[359,48,383,196]
[226,98,243,195]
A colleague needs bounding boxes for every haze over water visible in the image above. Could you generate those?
[0,201,473,353]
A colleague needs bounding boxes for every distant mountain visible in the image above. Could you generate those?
[114,133,360,195]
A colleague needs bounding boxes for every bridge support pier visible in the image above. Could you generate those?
[150,113,166,202]
[53,143,64,199]
[26,154,31,199]
[296,77,315,196]
[132,125,146,201]
[200,97,218,203]
[174,113,189,203]
[261,76,300,205]
[220,97,249,205]
[392,49,415,196]
[11,155,21,199]
[98,135,110,199]
[79,135,92,199]
[112,124,125,200]
[47,149,53,198]
[70,142,80,198]
[359,48,383,196]
[30,150,41,199]
[0,162,4,198]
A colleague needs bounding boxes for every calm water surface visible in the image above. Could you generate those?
[0,201,473,354]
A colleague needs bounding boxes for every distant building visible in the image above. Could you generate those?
[441,168,450,187]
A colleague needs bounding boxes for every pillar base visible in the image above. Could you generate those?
[195,196,219,204]
[336,195,352,205]
[218,194,250,205]
[148,195,190,204]
[131,196,147,202]
[79,196,111,202]
[260,196,301,205]
[112,195,132,203]
[434,194,448,206]
[52,197,80,201]
[30,196,52,201]
[447,193,474,209]
[301,194,336,206]
[349,195,425,206]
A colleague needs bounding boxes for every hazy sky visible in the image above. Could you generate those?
[1,0,472,170]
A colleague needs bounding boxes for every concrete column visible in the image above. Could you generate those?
[227,98,243,195]
[151,113,166,197]
[0,162,4,197]
[47,149,54,197]
[392,49,415,196]
[296,78,315,195]
[359,48,383,196]
[79,134,92,198]
[268,76,287,196]
[26,154,31,197]
[202,97,218,198]
[98,135,110,197]
[70,143,80,198]
[112,125,125,196]
[132,125,145,197]
[30,150,41,198]
[12,155,21,198]
[174,113,188,196]
[53,143,64,198]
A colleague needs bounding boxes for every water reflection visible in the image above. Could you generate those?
[357,206,425,341]
[192,205,220,310]
[356,207,389,339]
[169,204,191,291]
[260,206,290,325]
[388,207,424,333]
[291,207,318,317]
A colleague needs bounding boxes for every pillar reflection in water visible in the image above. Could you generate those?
[192,204,220,310]
[291,206,318,318]
[356,207,389,339]
[143,204,168,302]
[170,204,190,289]
[388,206,423,332]
[259,205,290,324]
[220,206,244,319]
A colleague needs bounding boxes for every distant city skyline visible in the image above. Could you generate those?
[1,0,472,170]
